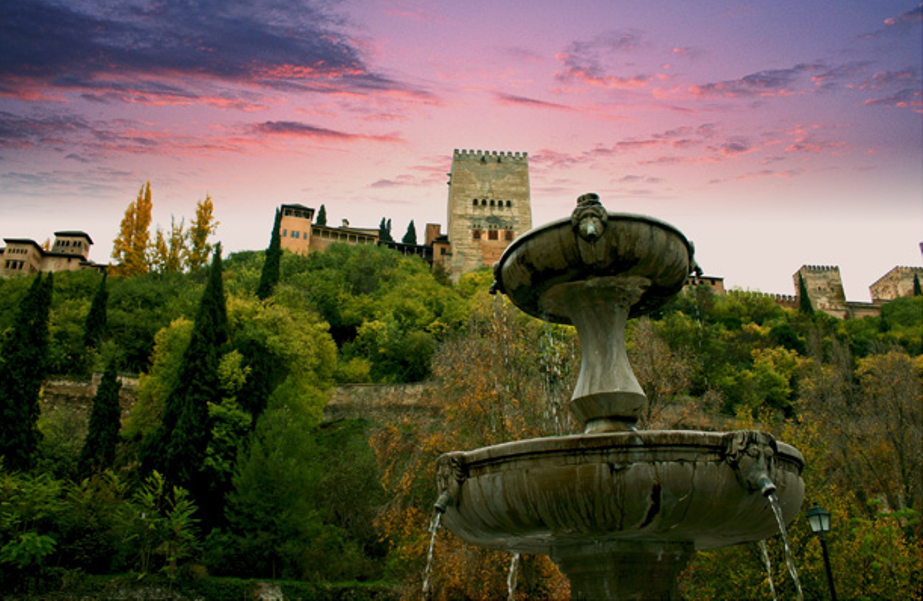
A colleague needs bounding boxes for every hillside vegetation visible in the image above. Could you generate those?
[0,243,920,599]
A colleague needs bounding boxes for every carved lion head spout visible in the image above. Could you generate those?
[724,430,779,497]
[435,452,468,511]
[571,193,608,243]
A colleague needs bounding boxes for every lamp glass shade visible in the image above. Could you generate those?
[807,503,831,534]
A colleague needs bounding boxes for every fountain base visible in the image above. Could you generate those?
[553,540,693,600]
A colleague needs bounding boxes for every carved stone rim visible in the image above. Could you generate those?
[441,430,805,474]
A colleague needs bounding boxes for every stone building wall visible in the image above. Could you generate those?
[324,382,438,422]
[870,266,923,303]
[446,149,532,279]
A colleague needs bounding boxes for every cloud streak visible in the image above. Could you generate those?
[0,0,415,105]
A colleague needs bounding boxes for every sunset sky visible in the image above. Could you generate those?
[1,0,920,300]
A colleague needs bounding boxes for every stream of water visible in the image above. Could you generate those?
[767,493,804,601]
[421,512,442,601]
[758,539,778,601]
[506,552,521,601]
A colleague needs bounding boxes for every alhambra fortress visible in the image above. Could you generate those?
[2,149,921,319]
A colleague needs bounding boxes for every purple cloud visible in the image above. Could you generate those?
[0,0,416,104]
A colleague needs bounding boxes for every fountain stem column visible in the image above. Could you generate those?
[553,541,694,600]
[541,275,650,432]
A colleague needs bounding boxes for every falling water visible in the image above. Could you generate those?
[766,493,804,601]
[758,539,778,601]
[507,552,521,601]
[421,512,442,601]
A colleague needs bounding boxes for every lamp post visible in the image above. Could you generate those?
[806,503,837,601]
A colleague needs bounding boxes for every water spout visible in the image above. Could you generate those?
[758,540,779,601]
[756,474,777,498]
[506,552,521,601]
[434,491,451,514]
[421,511,443,600]
[766,492,804,601]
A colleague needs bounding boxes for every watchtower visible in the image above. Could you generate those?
[794,265,848,318]
[445,149,532,279]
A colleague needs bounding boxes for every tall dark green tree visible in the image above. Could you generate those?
[0,273,53,471]
[316,204,327,226]
[798,273,814,315]
[78,360,122,475]
[83,271,109,349]
[140,247,228,504]
[378,217,393,242]
[913,274,921,297]
[402,220,417,245]
[256,209,282,300]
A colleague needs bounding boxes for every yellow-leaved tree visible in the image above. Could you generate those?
[186,193,218,271]
[111,182,153,277]
[150,216,186,274]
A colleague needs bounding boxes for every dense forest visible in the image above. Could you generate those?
[0,239,920,599]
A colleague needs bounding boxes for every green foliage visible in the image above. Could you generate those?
[0,272,53,471]
[36,401,87,481]
[78,361,123,476]
[798,273,814,315]
[57,471,129,573]
[123,471,200,579]
[83,272,109,350]
[285,244,466,382]
[224,391,326,579]
[106,272,202,373]
[124,317,193,444]
[140,248,228,503]
[0,470,62,589]
[316,204,327,226]
[256,208,282,300]
[220,411,385,582]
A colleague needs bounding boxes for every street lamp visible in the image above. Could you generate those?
[806,503,837,601]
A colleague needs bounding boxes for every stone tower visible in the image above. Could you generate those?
[446,149,532,279]
[794,265,848,318]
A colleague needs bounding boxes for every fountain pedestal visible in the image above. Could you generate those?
[553,541,693,600]
[436,193,805,600]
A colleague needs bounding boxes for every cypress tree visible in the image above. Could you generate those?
[0,272,53,471]
[378,217,393,242]
[141,247,228,498]
[256,209,282,300]
[83,271,109,349]
[402,220,418,245]
[913,274,921,297]
[797,273,813,315]
[78,360,122,475]
[316,204,327,226]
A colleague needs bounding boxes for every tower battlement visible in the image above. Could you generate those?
[801,265,840,273]
[453,149,528,163]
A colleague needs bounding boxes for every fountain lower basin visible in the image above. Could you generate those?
[436,430,804,555]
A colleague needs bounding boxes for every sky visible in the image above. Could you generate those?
[1,0,921,301]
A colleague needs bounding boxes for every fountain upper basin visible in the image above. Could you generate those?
[436,430,804,556]
[493,211,694,322]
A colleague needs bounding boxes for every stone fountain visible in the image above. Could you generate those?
[435,194,805,600]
